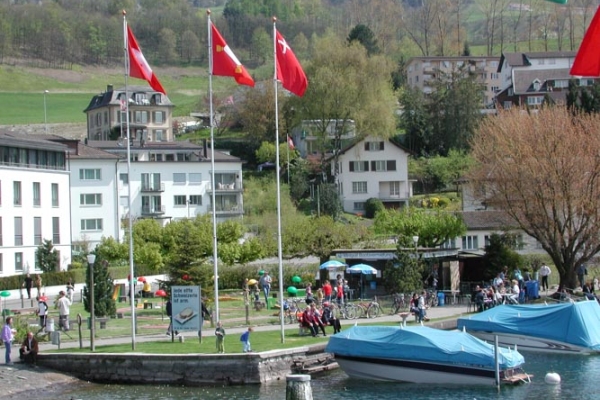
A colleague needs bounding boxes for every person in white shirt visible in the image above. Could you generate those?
[57,290,72,331]
[539,264,551,291]
[509,280,520,304]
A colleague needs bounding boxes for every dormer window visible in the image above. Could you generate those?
[533,79,541,91]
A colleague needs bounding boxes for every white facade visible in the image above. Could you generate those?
[0,132,72,276]
[334,136,412,214]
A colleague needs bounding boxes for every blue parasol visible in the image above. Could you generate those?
[320,260,347,270]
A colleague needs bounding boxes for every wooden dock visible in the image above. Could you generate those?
[292,353,338,374]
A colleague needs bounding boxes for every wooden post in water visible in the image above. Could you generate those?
[286,374,313,400]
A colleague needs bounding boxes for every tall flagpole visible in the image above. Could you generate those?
[273,17,286,343]
[208,10,220,322]
[122,10,136,350]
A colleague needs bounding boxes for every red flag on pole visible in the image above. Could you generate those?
[275,30,308,97]
[127,26,166,94]
[571,6,600,76]
[211,23,255,87]
[287,135,295,150]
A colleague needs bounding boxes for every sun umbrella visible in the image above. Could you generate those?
[0,291,9,314]
[248,279,258,286]
[155,289,167,320]
[347,263,377,275]
[137,276,146,282]
[319,260,347,270]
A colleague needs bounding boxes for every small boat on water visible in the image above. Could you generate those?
[457,300,600,355]
[325,325,529,385]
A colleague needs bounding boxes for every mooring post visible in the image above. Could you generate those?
[286,374,313,400]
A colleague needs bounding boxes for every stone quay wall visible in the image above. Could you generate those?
[37,347,312,385]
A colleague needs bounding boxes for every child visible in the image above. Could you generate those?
[240,327,253,353]
[215,321,225,354]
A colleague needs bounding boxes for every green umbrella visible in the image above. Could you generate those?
[0,291,10,298]
[291,275,302,284]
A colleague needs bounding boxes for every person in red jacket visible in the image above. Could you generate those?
[301,306,318,337]
[322,280,333,302]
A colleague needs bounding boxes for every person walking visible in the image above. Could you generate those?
[165,299,178,337]
[215,321,225,354]
[1,317,16,365]
[36,296,48,334]
[57,290,71,331]
[259,272,272,306]
[22,274,33,299]
[240,327,253,353]
[539,264,551,292]
[35,275,42,298]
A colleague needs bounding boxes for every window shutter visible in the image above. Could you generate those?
[349,162,354,172]
[387,160,396,171]
[380,142,385,150]
[364,142,369,151]
[370,161,376,171]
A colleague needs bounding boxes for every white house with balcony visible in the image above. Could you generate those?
[332,135,413,214]
[0,131,72,276]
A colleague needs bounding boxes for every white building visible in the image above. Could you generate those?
[0,131,72,276]
[332,136,413,214]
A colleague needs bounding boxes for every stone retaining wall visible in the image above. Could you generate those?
[37,347,311,385]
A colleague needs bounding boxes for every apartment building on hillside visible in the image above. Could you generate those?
[406,56,502,107]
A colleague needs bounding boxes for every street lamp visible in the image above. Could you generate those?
[412,235,419,260]
[43,90,49,133]
[87,254,96,351]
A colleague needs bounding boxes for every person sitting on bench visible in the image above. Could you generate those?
[19,331,39,366]
[141,280,152,298]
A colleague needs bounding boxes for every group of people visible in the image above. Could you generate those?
[321,276,351,305]
[408,291,430,323]
[1,317,39,367]
[298,301,341,337]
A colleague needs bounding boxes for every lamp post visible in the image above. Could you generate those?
[412,235,419,260]
[87,254,96,351]
[43,90,49,133]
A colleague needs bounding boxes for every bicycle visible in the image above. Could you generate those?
[354,297,381,319]
[389,293,407,315]
[426,289,439,308]
[331,301,357,319]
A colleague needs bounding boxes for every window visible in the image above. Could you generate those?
[33,182,40,206]
[153,130,164,142]
[15,252,23,272]
[462,235,479,250]
[390,182,400,196]
[491,86,499,92]
[79,169,101,180]
[34,217,42,245]
[134,110,149,123]
[441,239,456,249]
[13,181,21,206]
[14,216,22,246]
[53,217,60,244]
[153,111,165,123]
[364,141,384,151]
[352,182,367,194]
[349,161,369,172]
[353,202,365,211]
[373,160,387,171]
[80,194,102,206]
[527,96,544,105]
[174,195,187,206]
[503,101,512,109]
[51,183,59,207]
[141,173,161,191]
[533,79,541,91]
[173,173,186,184]
[119,173,129,184]
[81,219,103,231]
[491,73,499,79]
[189,195,202,205]
[189,173,202,184]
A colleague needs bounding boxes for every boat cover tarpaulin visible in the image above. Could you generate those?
[457,300,600,351]
[325,325,524,369]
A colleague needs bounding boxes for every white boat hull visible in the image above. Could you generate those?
[466,331,595,355]
[335,355,508,386]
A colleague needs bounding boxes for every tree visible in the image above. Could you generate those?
[482,233,524,281]
[180,29,200,63]
[373,207,467,248]
[35,239,59,273]
[364,198,384,219]
[347,24,380,55]
[469,107,600,290]
[383,252,424,295]
[83,258,116,318]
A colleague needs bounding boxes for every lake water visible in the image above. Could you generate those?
[40,352,600,399]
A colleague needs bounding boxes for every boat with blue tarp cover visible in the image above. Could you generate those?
[325,325,529,385]
[457,300,600,354]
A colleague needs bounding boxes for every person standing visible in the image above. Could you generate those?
[66,279,74,302]
[417,291,426,323]
[35,275,42,298]
[57,290,71,331]
[22,274,33,299]
[539,264,551,292]
[215,321,226,354]
[240,327,253,353]
[577,265,587,290]
[322,280,332,302]
[165,298,178,337]
[19,331,39,366]
[259,272,272,305]
[36,296,48,334]
[1,317,15,365]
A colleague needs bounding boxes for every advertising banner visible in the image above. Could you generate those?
[171,285,201,331]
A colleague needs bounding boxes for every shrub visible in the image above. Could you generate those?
[365,198,384,219]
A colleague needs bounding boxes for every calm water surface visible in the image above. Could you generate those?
[46,353,600,399]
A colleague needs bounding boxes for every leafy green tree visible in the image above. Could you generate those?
[364,198,384,219]
[288,158,310,202]
[317,183,343,220]
[373,207,466,248]
[157,27,177,63]
[483,233,524,281]
[35,239,59,273]
[347,24,380,55]
[383,252,424,295]
[399,86,432,156]
[83,258,116,318]
[95,236,128,266]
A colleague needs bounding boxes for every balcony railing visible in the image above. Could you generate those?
[141,205,166,215]
[207,182,242,192]
[141,183,165,192]
[209,205,243,214]
[377,191,410,201]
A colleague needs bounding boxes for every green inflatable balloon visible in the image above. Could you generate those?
[258,270,265,276]
[291,275,301,284]
[287,286,298,295]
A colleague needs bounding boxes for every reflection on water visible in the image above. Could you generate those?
[45,353,600,399]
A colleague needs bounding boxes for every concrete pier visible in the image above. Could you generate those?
[286,374,313,400]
